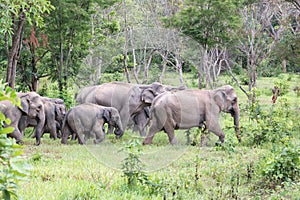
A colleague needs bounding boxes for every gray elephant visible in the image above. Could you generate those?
[142,85,241,145]
[42,97,66,138]
[0,92,45,144]
[19,97,66,139]
[61,103,124,144]
[76,82,185,136]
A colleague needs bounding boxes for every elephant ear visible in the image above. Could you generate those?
[141,88,156,104]
[102,109,111,122]
[213,91,226,111]
[55,104,65,115]
[20,96,30,114]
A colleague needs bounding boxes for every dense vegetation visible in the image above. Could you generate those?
[0,0,299,199]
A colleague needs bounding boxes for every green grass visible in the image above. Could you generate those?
[17,74,300,199]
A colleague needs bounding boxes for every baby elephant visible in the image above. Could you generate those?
[61,103,124,144]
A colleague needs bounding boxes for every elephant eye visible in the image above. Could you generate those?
[232,97,237,103]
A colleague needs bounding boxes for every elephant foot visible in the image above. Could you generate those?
[35,141,41,146]
[170,138,178,145]
[93,139,104,144]
[142,138,152,145]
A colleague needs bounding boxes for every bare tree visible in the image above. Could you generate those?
[237,1,291,93]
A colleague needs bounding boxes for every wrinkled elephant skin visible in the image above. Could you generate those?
[143,85,241,145]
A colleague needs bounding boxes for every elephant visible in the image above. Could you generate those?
[142,85,241,145]
[61,103,124,144]
[41,97,66,138]
[19,97,66,139]
[0,92,45,144]
[76,82,185,136]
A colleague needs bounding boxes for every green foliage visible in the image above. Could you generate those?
[120,139,149,188]
[242,97,295,146]
[99,72,123,84]
[259,142,300,186]
[164,0,242,48]
[0,0,54,36]
[0,85,31,199]
[38,81,75,109]
[274,79,290,96]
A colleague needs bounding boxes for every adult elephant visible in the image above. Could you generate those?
[19,97,66,140]
[0,92,45,144]
[61,103,124,144]
[76,82,185,136]
[142,85,241,145]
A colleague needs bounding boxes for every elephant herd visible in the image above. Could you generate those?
[0,81,241,146]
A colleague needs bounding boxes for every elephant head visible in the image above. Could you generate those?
[213,85,241,142]
[55,103,66,123]
[102,107,124,138]
[18,92,44,119]
[18,92,45,145]
[134,82,186,116]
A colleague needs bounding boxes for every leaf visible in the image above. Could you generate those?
[1,127,14,134]
[2,189,11,200]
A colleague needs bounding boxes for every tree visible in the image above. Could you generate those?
[42,0,120,92]
[164,0,241,89]
[236,1,294,94]
[0,0,54,89]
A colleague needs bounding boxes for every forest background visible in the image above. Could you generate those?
[0,0,300,199]
[1,0,299,99]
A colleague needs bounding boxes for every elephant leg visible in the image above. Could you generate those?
[48,123,57,140]
[93,132,105,144]
[163,122,177,145]
[133,112,148,137]
[61,129,71,144]
[143,110,167,145]
[61,121,72,144]
[34,123,44,146]
[77,133,85,145]
[206,120,224,144]
[143,119,163,145]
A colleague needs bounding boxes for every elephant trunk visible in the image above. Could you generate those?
[232,104,241,143]
[114,121,124,138]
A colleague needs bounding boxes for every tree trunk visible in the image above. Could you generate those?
[122,0,130,83]
[175,56,184,85]
[198,64,203,89]
[282,59,287,73]
[159,51,168,83]
[6,12,26,89]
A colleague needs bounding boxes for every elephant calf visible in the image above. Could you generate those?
[61,103,124,144]
[18,97,66,140]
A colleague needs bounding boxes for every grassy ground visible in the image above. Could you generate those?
[18,73,300,199]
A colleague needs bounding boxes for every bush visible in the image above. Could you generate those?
[259,142,300,186]
[0,85,31,199]
[273,79,290,96]
[242,97,294,146]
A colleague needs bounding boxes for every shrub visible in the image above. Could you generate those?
[120,139,149,188]
[0,85,31,199]
[273,79,290,96]
[259,142,300,186]
[242,98,294,146]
